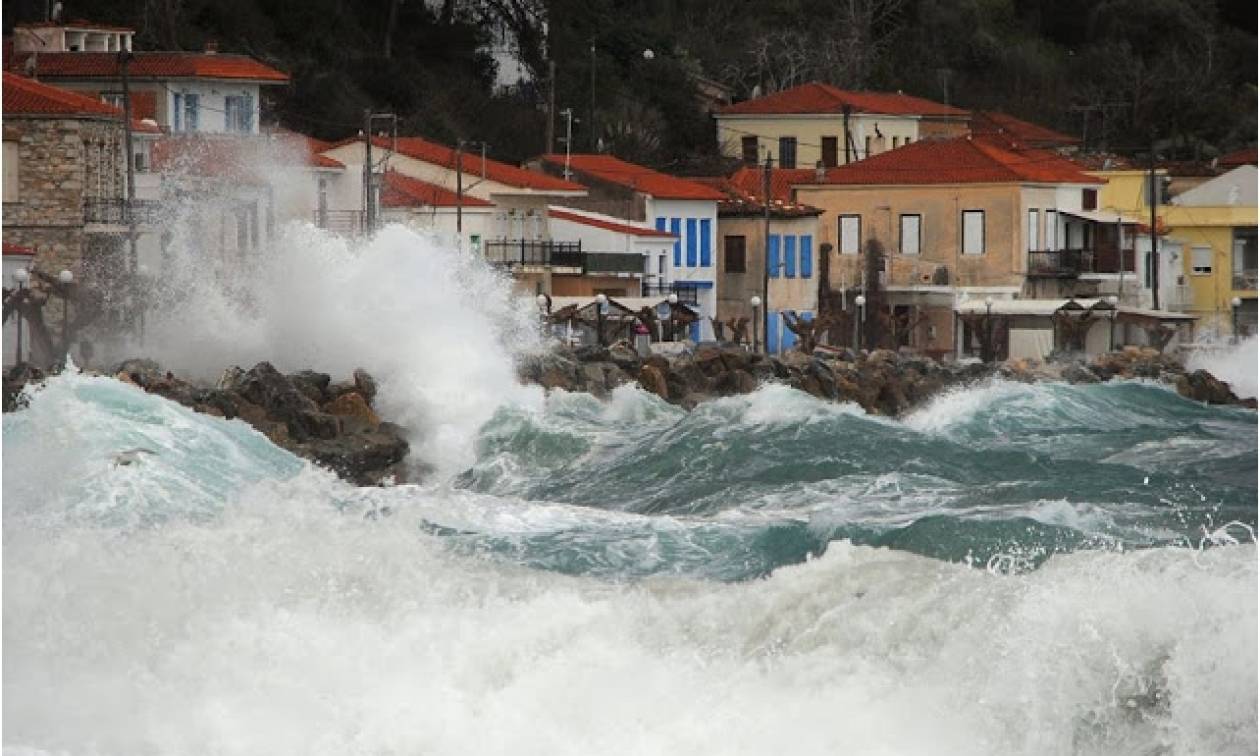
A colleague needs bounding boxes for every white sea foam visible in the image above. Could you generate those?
[1187,335,1258,399]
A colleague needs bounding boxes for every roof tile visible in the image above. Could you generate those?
[381,170,492,208]
[539,154,726,200]
[330,136,586,193]
[719,81,968,117]
[3,71,121,117]
[5,51,288,82]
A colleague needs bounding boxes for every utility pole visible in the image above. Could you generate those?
[1149,139,1160,311]
[546,58,556,155]
[119,50,136,273]
[559,108,574,179]
[589,37,597,151]
[842,105,853,164]
[456,139,464,235]
[363,108,374,233]
[761,151,772,354]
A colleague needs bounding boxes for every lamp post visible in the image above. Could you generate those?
[595,293,607,346]
[1231,296,1243,342]
[982,295,994,363]
[750,295,761,352]
[536,293,550,334]
[59,269,73,362]
[1106,295,1119,351]
[13,267,28,364]
[667,292,679,342]
[854,294,866,351]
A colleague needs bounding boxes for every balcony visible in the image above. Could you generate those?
[83,198,163,226]
[1028,249,1094,278]
[582,252,645,275]
[1091,246,1136,275]
[1233,269,1258,291]
[640,281,699,305]
[314,210,374,236]
[484,239,583,268]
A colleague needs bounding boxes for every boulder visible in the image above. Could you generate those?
[353,368,378,405]
[1175,370,1239,405]
[296,421,409,487]
[289,370,332,403]
[235,362,337,441]
[323,391,381,431]
[3,363,45,412]
[112,358,163,388]
[638,364,669,400]
[607,343,641,371]
[1061,362,1100,384]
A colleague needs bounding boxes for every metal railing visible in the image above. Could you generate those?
[314,210,375,235]
[484,239,583,267]
[83,198,162,225]
[1028,248,1094,277]
[640,281,699,305]
[1232,269,1258,291]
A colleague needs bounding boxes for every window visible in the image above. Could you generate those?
[1082,188,1098,211]
[1027,209,1039,252]
[724,235,747,273]
[685,218,698,266]
[962,210,985,255]
[784,235,797,277]
[1233,228,1257,289]
[778,136,797,169]
[669,217,681,266]
[892,136,900,149]
[900,214,921,255]
[3,141,18,202]
[864,135,872,158]
[1191,245,1213,275]
[101,92,124,109]
[821,136,838,168]
[173,93,182,131]
[225,94,254,133]
[839,215,861,255]
[800,234,813,278]
[174,93,199,132]
[1046,209,1058,251]
[767,234,781,278]
[741,136,758,165]
[904,136,912,145]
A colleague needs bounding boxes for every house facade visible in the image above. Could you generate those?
[531,154,725,339]
[793,135,1155,359]
[714,82,970,169]
[545,206,674,298]
[8,21,289,136]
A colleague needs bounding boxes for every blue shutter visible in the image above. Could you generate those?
[784,236,797,277]
[670,218,682,267]
[655,217,667,232]
[173,93,183,131]
[801,235,813,278]
[767,235,781,278]
[767,312,779,353]
[699,219,712,267]
[686,218,698,266]
[781,314,798,350]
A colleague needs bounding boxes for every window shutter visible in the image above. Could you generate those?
[839,215,860,255]
[784,235,796,277]
[768,235,781,278]
[900,215,920,255]
[962,211,985,255]
[685,218,698,266]
[800,234,813,278]
[670,218,681,267]
[699,218,711,267]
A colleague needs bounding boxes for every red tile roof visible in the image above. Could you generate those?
[3,71,122,117]
[326,135,585,193]
[806,135,1102,186]
[268,128,343,169]
[548,207,677,237]
[3,241,36,256]
[718,82,968,117]
[971,111,1079,147]
[381,171,493,208]
[1219,147,1257,168]
[539,154,726,200]
[697,173,823,217]
[5,51,289,82]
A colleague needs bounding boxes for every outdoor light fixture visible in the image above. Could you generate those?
[750,295,762,352]
[1107,295,1119,351]
[642,49,655,60]
[59,270,73,284]
[1231,296,1243,341]
[594,293,608,347]
[58,270,73,362]
[13,268,29,285]
[667,293,678,305]
[12,268,28,365]
[666,292,679,342]
[855,294,867,351]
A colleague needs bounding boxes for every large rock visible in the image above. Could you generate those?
[323,391,381,431]
[296,421,409,486]
[353,368,378,405]
[289,370,332,403]
[3,363,45,412]
[638,363,669,400]
[1176,370,1239,405]
[235,361,338,442]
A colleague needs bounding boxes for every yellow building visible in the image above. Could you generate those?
[1162,166,1258,336]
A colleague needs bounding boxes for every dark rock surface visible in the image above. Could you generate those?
[516,343,1255,416]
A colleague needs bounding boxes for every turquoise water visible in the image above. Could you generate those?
[3,370,1256,755]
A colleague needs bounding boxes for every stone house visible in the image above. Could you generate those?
[714,82,970,169]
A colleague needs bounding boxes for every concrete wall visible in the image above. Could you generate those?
[550,274,641,297]
[716,113,940,168]
[715,214,820,322]
[646,197,719,330]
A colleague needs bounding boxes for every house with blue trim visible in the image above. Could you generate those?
[530,154,725,341]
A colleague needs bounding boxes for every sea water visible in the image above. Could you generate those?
[4,224,1256,755]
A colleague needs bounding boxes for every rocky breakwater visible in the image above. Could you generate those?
[518,343,1255,415]
[4,359,411,486]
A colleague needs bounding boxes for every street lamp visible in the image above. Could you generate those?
[642,49,655,61]
[12,268,28,364]
[536,293,550,335]
[595,293,608,346]
[667,292,679,342]
[982,296,994,363]
[1106,295,1119,351]
[1231,296,1243,342]
[854,294,867,351]
[59,270,74,362]
[750,295,761,352]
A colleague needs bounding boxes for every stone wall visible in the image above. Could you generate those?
[2,115,126,275]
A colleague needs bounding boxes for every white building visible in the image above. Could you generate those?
[8,20,289,136]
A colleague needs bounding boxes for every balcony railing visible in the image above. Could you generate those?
[314,210,375,235]
[640,281,699,305]
[1028,248,1094,278]
[1233,269,1258,291]
[583,252,646,274]
[484,239,583,268]
[1092,247,1136,275]
[83,198,162,225]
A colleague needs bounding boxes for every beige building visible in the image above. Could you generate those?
[714,82,970,170]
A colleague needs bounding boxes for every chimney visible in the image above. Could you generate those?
[204,40,218,55]
[815,160,826,182]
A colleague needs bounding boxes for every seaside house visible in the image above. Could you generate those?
[7,19,289,136]
[792,134,1193,359]
[320,135,586,293]
[529,154,726,340]
[696,175,823,352]
[1161,165,1258,336]
[714,82,969,169]
[544,206,675,298]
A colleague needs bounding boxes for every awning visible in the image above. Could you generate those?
[1116,306,1197,322]
[1060,208,1138,225]
[547,295,697,315]
[955,297,1111,317]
